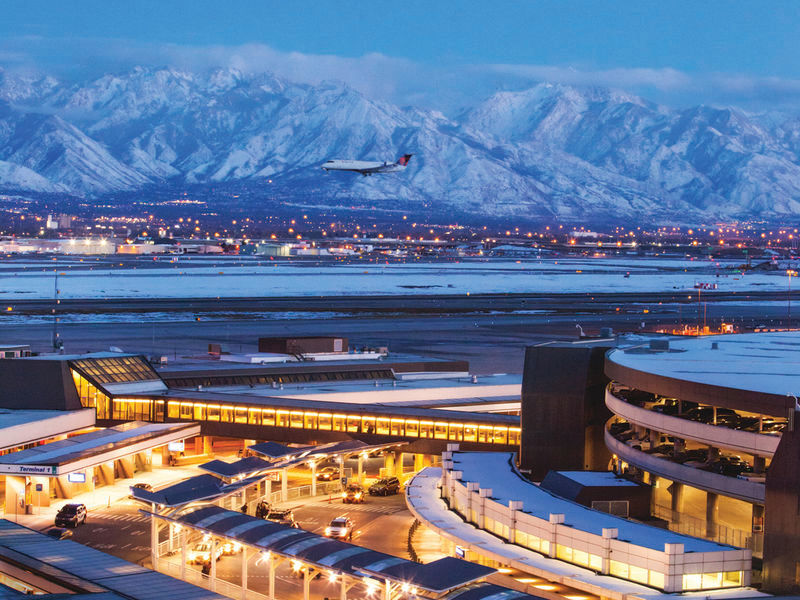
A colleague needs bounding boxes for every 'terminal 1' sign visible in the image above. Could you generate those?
[0,464,58,475]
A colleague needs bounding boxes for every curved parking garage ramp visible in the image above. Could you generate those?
[148,505,544,600]
[425,449,751,594]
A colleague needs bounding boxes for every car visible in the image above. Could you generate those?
[265,509,299,528]
[650,399,698,416]
[342,483,365,504]
[706,456,753,477]
[324,517,354,541]
[684,406,740,428]
[55,503,87,528]
[187,539,223,564]
[645,443,674,456]
[132,482,153,492]
[369,477,400,496]
[608,421,631,436]
[221,541,243,555]
[316,466,340,481]
[45,527,72,540]
[740,416,787,434]
[674,449,708,464]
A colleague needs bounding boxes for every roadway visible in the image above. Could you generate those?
[65,492,411,600]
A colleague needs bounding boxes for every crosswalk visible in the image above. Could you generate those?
[298,501,407,515]
[90,509,150,524]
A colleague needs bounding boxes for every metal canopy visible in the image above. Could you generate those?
[130,473,261,507]
[160,506,501,594]
[199,456,274,479]
[0,519,225,600]
[0,421,198,471]
[248,439,406,460]
[359,556,495,594]
[246,441,311,460]
[440,583,542,599]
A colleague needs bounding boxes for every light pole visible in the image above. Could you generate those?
[788,270,798,324]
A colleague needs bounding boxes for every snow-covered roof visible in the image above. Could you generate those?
[451,452,732,553]
[607,331,800,397]
[548,471,641,487]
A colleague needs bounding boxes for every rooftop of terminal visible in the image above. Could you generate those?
[448,451,732,554]
[606,332,800,398]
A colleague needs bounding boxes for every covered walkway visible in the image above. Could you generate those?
[148,504,542,600]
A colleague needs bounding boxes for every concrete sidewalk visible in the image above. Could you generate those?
[2,464,205,531]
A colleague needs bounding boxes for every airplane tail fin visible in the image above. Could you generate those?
[396,154,413,166]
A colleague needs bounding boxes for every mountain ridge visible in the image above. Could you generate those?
[1,66,800,222]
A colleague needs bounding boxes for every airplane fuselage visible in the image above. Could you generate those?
[321,154,412,176]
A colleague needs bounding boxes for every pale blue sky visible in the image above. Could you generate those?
[2,1,800,110]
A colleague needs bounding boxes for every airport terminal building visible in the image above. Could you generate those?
[521,332,800,593]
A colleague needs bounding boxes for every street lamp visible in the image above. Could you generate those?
[788,270,798,323]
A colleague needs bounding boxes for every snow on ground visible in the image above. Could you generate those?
[0,256,785,299]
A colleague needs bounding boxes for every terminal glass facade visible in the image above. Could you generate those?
[163,399,520,445]
[71,369,111,420]
[72,356,161,385]
[99,397,521,445]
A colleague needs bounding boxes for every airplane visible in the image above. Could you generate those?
[321,154,413,176]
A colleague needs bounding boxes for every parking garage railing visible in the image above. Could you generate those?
[605,386,780,457]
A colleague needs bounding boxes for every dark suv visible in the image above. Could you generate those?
[684,406,740,428]
[265,509,299,528]
[368,477,400,496]
[55,503,87,528]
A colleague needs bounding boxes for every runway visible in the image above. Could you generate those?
[0,291,791,374]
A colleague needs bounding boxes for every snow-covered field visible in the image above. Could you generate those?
[0,256,786,299]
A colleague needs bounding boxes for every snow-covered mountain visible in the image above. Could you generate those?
[2,66,800,222]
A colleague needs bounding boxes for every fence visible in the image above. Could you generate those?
[651,503,761,552]
[243,481,342,515]
[158,556,270,600]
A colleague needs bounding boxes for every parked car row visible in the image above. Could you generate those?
[613,384,789,435]
[611,420,761,478]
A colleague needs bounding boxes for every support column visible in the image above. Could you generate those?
[754,455,766,474]
[358,454,365,485]
[477,488,492,529]
[303,567,311,600]
[180,529,187,580]
[672,437,686,458]
[338,455,345,484]
[268,554,276,600]
[394,451,403,477]
[383,453,395,478]
[601,528,618,574]
[203,436,213,455]
[548,513,564,558]
[508,500,523,543]
[671,482,684,524]
[210,539,217,591]
[383,579,391,600]
[241,549,248,600]
[150,503,158,570]
[281,468,288,502]
[265,478,272,502]
[706,492,719,538]
[414,453,425,473]
[340,576,347,600]
[310,461,317,497]
[753,504,765,536]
